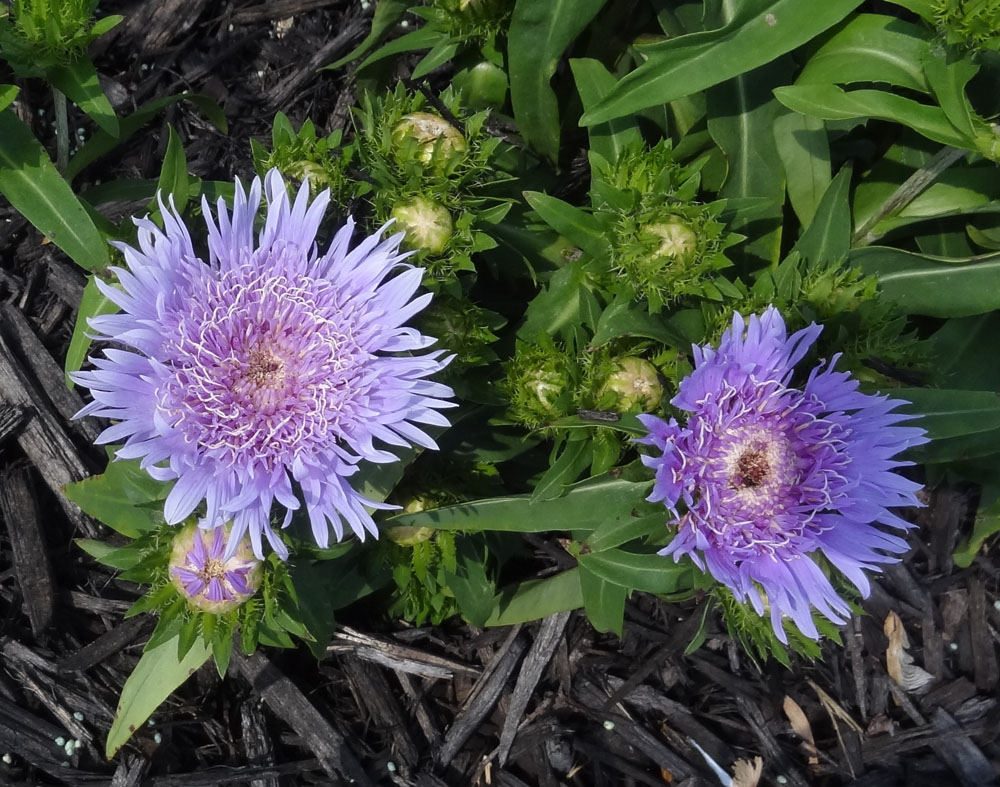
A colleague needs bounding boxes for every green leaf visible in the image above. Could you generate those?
[585,512,664,553]
[591,297,688,347]
[884,0,935,21]
[531,437,591,502]
[578,549,693,594]
[792,163,852,267]
[211,622,234,679]
[895,388,1000,440]
[581,0,863,124]
[0,108,109,271]
[486,568,583,626]
[569,58,642,165]
[63,458,168,537]
[707,55,786,268]
[355,26,441,71]
[954,490,1000,568]
[411,39,460,79]
[773,109,831,229]
[75,539,142,570]
[66,93,227,183]
[930,314,1000,391]
[852,246,1000,317]
[579,565,626,635]
[287,560,338,659]
[106,632,211,758]
[517,259,600,341]
[508,0,609,160]
[153,124,189,213]
[387,472,653,534]
[795,14,930,93]
[922,50,978,140]
[326,0,410,68]
[65,275,120,385]
[523,191,611,260]
[445,543,495,627]
[773,84,973,149]
[0,85,19,112]
[48,58,119,137]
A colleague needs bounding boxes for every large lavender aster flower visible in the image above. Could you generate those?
[73,170,455,559]
[637,306,927,642]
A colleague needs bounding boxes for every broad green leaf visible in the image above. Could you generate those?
[581,0,863,125]
[523,191,611,259]
[909,426,1000,464]
[922,51,978,141]
[326,0,410,68]
[386,472,653,534]
[792,163,852,267]
[569,58,642,166]
[508,0,608,160]
[547,413,647,438]
[796,14,930,93]
[0,108,109,272]
[106,633,211,758]
[930,314,1000,391]
[48,58,119,137]
[591,297,688,347]
[445,543,495,627]
[884,0,935,20]
[773,109,831,229]
[0,85,18,111]
[66,93,227,183]
[579,565,626,635]
[75,539,142,570]
[82,178,160,206]
[65,275,120,385]
[707,55,786,268]
[153,125,190,213]
[774,84,973,149]
[852,246,1000,317]
[517,260,601,341]
[954,490,1000,568]
[486,568,583,626]
[578,549,692,594]
[914,222,974,258]
[63,458,168,537]
[895,388,1000,440]
[287,560,338,658]
[585,512,664,553]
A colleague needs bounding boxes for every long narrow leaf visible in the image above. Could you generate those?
[0,108,109,271]
[582,0,863,125]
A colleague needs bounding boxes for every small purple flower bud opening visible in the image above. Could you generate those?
[169,522,263,613]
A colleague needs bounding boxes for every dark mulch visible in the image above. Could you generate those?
[1,1,999,785]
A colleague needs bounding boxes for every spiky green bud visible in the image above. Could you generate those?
[391,112,467,173]
[391,196,454,254]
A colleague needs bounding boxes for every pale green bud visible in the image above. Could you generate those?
[391,112,467,172]
[599,357,663,412]
[391,196,453,254]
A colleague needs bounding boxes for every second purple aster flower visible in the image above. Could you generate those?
[74,170,455,559]
[637,306,928,643]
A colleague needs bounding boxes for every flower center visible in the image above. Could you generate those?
[201,558,226,581]
[244,348,286,389]
[733,447,770,489]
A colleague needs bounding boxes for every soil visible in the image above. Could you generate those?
[0,1,998,786]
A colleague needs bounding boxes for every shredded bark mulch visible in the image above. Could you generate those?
[0,1,998,785]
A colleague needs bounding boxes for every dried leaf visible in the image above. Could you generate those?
[731,756,763,787]
[884,611,934,692]
[782,695,819,770]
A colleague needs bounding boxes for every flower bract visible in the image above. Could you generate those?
[637,306,927,642]
[74,170,455,559]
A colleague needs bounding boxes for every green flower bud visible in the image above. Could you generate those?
[384,496,437,546]
[641,218,699,266]
[598,357,663,412]
[506,342,578,427]
[168,522,262,614]
[391,112,467,172]
[391,196,454,254]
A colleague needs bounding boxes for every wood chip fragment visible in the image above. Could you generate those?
[781,696,818,771]
[884,611,934,693]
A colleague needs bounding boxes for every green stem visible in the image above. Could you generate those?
[53,86,69,173]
